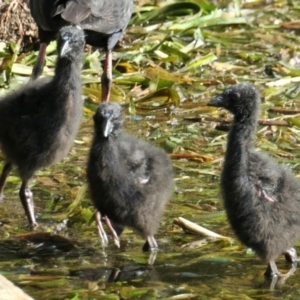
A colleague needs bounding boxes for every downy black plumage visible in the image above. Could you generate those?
[0,25,85,228]
[87,102,173,253]
[208,83,300,277]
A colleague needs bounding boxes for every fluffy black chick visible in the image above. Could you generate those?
[87,102,173,254]
[29,0,134,102]
[208,83,300,278]
[0,25,85,228]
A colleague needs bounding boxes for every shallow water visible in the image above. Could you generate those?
[1,0,300,299]
[1,105,300,299]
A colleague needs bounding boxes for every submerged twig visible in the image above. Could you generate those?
[173,217,230,240]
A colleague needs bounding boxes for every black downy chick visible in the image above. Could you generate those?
[0,25,85,228]
[87,102,173,257]
[29,0,134,102]
[208,83,300,278]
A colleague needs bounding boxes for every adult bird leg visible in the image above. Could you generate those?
[101,50,112,102]
[104,216,120,248]
[31,43,48,80]
[96,211,109,246]
[0,162,13,200]
[19,180,37,229]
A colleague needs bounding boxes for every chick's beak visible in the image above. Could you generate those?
[102,117,113,138]
[207,95,224,107]
[60,40,72,56]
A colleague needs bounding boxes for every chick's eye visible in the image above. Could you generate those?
[108,110,114,118]
[102,109,113,119]
[62,32,72,41]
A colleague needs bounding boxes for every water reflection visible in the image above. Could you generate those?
[1,233,299,298]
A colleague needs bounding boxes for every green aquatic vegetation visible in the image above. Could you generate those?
[0,0,300,299]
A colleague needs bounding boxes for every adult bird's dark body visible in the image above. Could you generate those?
[87,102,173,256]
[208,83,300,278]
[29,0,134,102]
[0,25,85,228]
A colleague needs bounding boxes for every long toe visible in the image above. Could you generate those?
[97,224,109,246]
[113,237,120,248]
[269,262,298,291]
[282,262,297,278]
[104,216,120,248]
[96,212,109,246]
